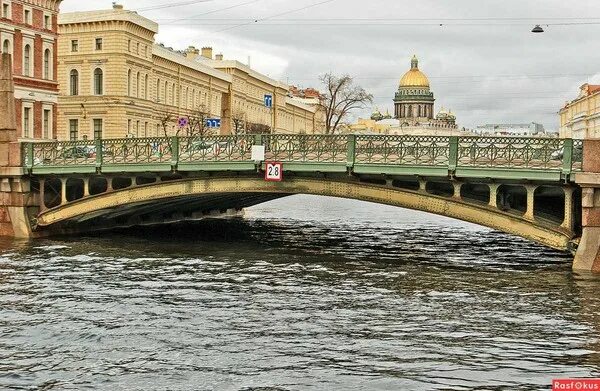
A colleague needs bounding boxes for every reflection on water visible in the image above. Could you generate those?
[0,195,599,390]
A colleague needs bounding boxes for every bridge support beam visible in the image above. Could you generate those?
[574,140,600,272]
[524,185,537,221]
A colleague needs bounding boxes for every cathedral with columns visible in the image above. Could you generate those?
[391,56,457,129]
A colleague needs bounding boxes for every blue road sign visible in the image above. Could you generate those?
[206,118,221,128]
[264,94,273,108]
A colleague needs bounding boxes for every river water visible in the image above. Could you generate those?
[1,195,600,390]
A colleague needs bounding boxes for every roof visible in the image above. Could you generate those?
[399,56,430,88]
[59,8,158,34]
[199,58,288,90]
[153,45,231,83]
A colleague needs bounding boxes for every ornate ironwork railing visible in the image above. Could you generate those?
[178,135,255,163]
[457,137,565,170]
[355,135,451,166]
[22,134,583,177]
[262,134,347,163]
[102,137,173,165]
[28,140,96,167]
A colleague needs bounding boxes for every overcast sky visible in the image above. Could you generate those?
[60,0,600,131]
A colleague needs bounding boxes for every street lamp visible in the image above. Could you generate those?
[531,25,544,33]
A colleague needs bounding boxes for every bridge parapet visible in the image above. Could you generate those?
[22,134,581,182]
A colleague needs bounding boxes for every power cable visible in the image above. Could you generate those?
[161,0,263,25]
[136,0,217,12]
[213,0,338,33]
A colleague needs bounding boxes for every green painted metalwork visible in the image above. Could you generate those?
[355,135,451,166]
[23,135,582,182]
[263,134,347,163]
[178,135,254,165]
[346,135,356,168]
[457,136,564,170]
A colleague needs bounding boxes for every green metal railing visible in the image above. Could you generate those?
[22,134,582,181]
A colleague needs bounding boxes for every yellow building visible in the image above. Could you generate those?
[56,4,320,140]
[559,83,600,139]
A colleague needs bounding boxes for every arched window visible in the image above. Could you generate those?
[192,89,195,108]
[23,44,31,76]
[127,69,132,96]
[144,74,148,100]
[93,68,103,95]
[69,69,79,96]
[164,81,168,103]
[171,84,175,105]
[43,49,50,79]
[184,87,188,108]
[2,40,9,55]
[136,72,140,98]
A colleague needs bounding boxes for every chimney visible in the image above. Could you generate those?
[185,45,200,60]
[113,3,124,10]
[201,47,213,59]
[215,53,223,61]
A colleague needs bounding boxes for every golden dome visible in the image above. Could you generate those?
[399,55,430,88]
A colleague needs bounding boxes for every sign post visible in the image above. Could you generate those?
[264,161,283,182]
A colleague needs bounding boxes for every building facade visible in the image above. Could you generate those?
[476,122,546,137]
[56,5,320,140]
[391,56,457,130]
[559,84,600,139]
[0,0,61,140]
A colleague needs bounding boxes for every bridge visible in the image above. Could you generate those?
[2,53,600,272]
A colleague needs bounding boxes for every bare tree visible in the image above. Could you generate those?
[231,109,247,135]
[159,112,176,138]
[184,104,212,137]
[247,122,271,135]
[320,73,373,134]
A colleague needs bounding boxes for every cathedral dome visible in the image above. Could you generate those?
[399,55,430,88]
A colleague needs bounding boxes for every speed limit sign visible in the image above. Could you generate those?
[265,161,283,182]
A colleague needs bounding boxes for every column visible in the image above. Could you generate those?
[488,183,499,208]
[524,185,537,221]
[561,187,574,231]
[60,178,67,205]
[83,177,90,197]
[453,181,462,199]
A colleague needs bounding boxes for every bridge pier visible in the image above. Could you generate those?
[574,140,600,272]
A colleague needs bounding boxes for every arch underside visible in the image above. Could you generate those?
[36,177,573,251]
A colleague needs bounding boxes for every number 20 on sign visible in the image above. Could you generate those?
[265,162,283,182]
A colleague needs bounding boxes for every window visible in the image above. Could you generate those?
[136,72,140,97]
[128,40,131,52]
[93,119,102,140]
[69,119,78,140]
[43,49,50,79]
[71,40,78,52]
[44,15,50,29]
[156,79,160,102]
[171,84,175,105]
[136,121,139,137]
[144,122,148,137]
[69,70,78,95]
[144,74,148,99]
[2,3,9,19]
[93,68,103,95]
[24,9,30,24]
[127,119,131,135]
[23,44,30,76]
[144,45,147,57]
[95,38,102,51]
[23,107,31,137]
[127,69,131,96]
[43,109,50,139]
[2,40,9,54]
[136,42,139,54]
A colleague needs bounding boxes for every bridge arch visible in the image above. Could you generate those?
[35,177,574,251]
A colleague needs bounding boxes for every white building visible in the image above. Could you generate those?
[475,122,546,137]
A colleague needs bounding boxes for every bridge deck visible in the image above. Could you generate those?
[22,135,582,182]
